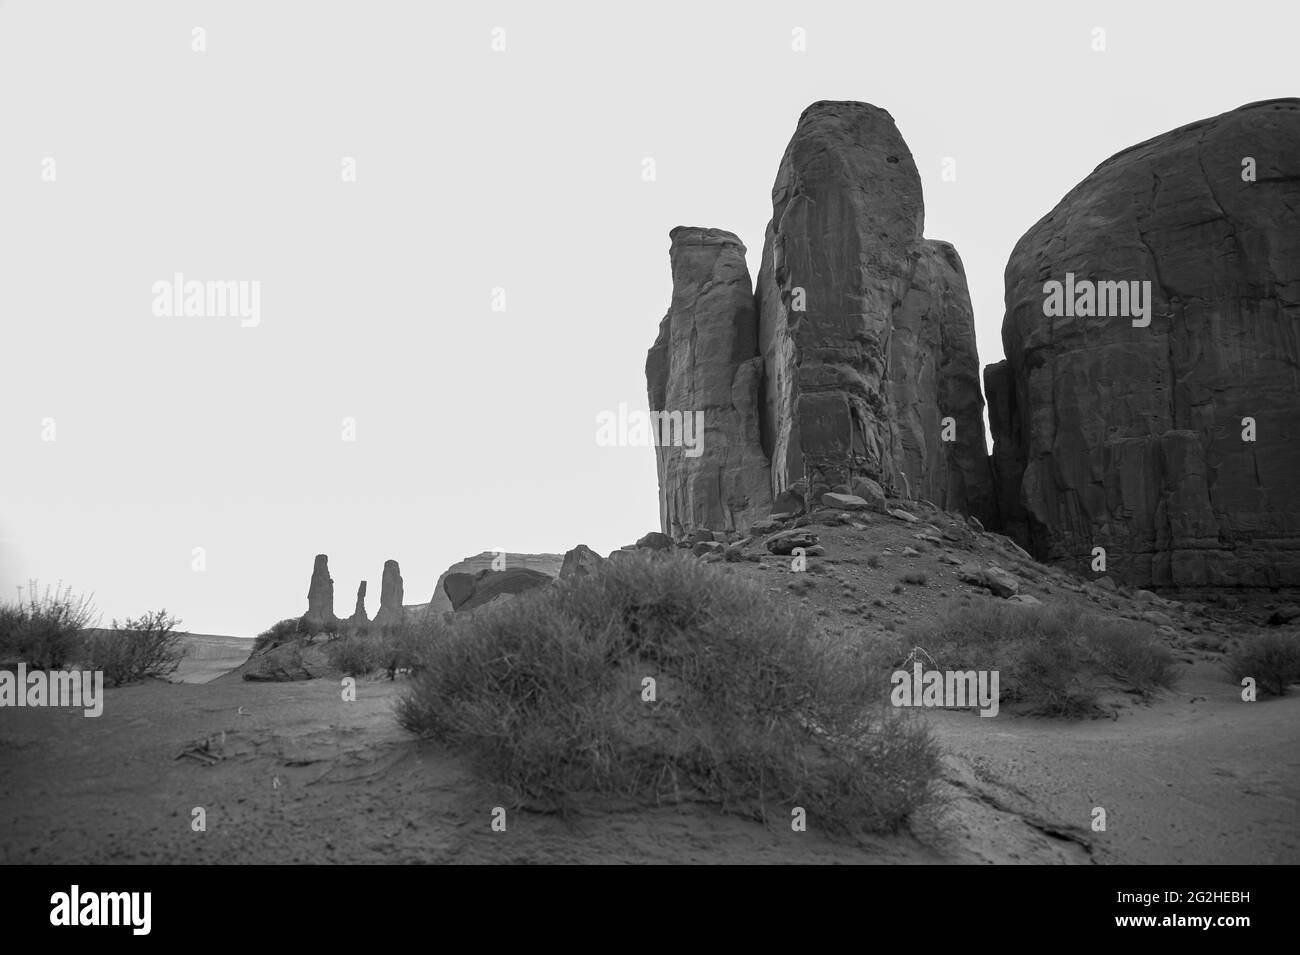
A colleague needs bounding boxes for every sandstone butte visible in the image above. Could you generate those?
[648,98,1300,594]
[987,97,1300,589]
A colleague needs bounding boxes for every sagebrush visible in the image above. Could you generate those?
[397,552,938,833]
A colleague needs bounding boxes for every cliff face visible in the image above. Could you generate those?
[988,98,1300,588]
[647,101,994,535]
[646,227,772,536]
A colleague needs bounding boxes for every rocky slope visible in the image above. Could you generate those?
[988,98,1300,589]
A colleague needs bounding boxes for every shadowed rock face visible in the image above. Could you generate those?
[755,101,993,515]
[988,98,1300,588]
[303,554,338,630]
[645,102,994,536]
[646,227,773,536]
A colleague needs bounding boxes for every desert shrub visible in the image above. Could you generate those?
[372,622,438,679]
[901,572,928,587]
[1084,618,1179,696]
[397,552,938,833]
[326,635,376,676]
[0,581,97,669]
[258,640,306,676]
[902,601,1177,717]
[866,555,881,569]
[1225,633,1300,697]
[84,610,187,687]
[254,618,301,653]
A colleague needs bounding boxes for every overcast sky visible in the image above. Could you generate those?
[1,0,1293,636]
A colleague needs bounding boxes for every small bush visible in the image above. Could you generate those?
[397,552,938,833]
[901,572,928,587]
[902,601,1177,716]
[0,581,98,669]
[866,555,881,569]
[326,635,376,677]
[1085,619,1180,697]
[84,610,187,687]
[254,618,301,653]
[1225,633,1300,697]
[258,641,306,676]
[372,622,438,679]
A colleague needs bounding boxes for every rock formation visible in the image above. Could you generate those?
[646,227,773,536]
[646,101,995,539]
[559,544,604,580]
[429,552,565,613]
[346,580,369,628]
[373,559,404,628]
[303,554,338,631]
[755,101,992,517]
[441,568,553,612]
[987,98,1300,589]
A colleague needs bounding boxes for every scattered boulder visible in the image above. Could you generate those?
[821,492,872,511]
[559,544,605,581]
[1268,604,1300,626]
[1007,594,1043,607]
[957,561,1020,598]
[636,531,674,552]
[888,508,920,524]
[765,529,819,555]
[1142,610,1175,628]
[850,478,888,512]
[772,487,806,518]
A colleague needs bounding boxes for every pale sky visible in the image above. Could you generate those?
[1,0,1294,636]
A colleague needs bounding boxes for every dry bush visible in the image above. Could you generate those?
[397,552,938,833]
[1225,633,1300,697]
[0,581,98,669]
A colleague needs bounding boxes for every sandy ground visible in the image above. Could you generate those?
[1,662,1294,864]
[3,505,1296,863]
